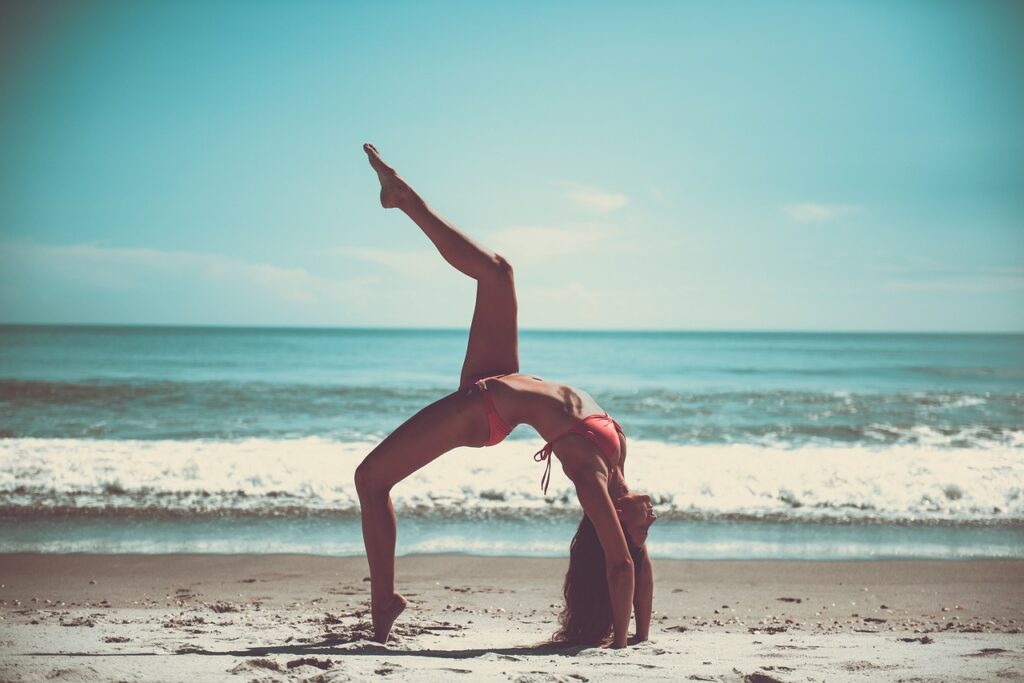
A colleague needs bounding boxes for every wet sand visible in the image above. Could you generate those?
[1,554,1022,681]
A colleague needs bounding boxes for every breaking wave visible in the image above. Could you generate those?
[2,437,1021,524]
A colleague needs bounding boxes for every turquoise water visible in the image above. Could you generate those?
[3,326,1021,445]
[1,325,1022,558]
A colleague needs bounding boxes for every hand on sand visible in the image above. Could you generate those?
[363,143,412,209]
[371,592,408,643]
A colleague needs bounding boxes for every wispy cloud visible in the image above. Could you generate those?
[885,275,1024,293]
[885,269,1024,293]
[0,242,358,304]
[781,203,861,223]
[648,186,668,203]
[871,259,1024,293]
[866,255,951,274]
[518,281,622,328]
[334,226,614,271]
[560,182,629,214]
[489,224,611,261]
[333,246,446,279]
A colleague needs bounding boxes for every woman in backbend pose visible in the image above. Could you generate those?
[355,144,657,648]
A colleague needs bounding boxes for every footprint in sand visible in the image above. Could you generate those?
[229,658,284,674]
[286,657,334,670]
[742,673,786,683]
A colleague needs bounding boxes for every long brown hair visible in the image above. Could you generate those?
[550,515,645,646]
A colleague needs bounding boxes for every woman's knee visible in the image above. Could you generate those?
[354,458,390,496]
[486,253,514,281]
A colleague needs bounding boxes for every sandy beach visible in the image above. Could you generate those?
[0,554,1020,681]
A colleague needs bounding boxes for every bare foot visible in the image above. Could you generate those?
[363,143,413,209]
[371,592,407,643]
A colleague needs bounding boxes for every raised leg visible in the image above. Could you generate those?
[363,143,519,385]
[460,271,518,386]
[353,390,487,642]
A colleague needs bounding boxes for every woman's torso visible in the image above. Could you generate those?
[481,373,600,431]
[482,373,626,490]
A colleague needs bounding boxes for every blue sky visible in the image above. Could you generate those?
[1,0,1021,331]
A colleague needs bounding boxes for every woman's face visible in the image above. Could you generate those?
[616,492,656,544]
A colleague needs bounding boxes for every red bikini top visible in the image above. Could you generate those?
[532,413,625,495]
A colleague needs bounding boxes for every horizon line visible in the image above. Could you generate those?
[1,322,1022,336]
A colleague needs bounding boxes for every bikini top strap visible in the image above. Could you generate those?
[533,442,555,495]
[533,416,625,496]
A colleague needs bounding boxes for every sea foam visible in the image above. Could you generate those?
[2,437,1022,524]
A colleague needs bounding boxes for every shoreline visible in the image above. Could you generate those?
[7,550,1024,560]
[1,554,1021,681]
[4,515,1022,560]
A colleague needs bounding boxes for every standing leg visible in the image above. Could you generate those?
[364,144,519,384]
[354,390,487,642]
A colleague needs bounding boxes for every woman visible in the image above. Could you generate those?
[354,144,657,648]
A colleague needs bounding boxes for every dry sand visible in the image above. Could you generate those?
[0,554,1022,682]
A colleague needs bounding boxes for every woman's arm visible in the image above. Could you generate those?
[572,469,635,648]
[632,547,653,641]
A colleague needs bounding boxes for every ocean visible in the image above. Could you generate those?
[2,325,1022,559]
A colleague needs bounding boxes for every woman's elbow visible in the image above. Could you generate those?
[606,558,635,584]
